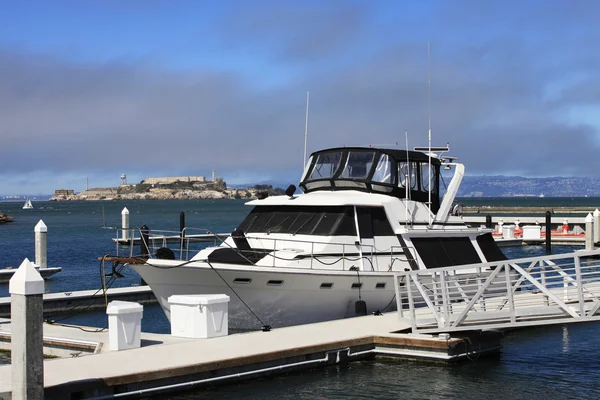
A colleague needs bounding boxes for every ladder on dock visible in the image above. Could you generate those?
[394,250,600,334]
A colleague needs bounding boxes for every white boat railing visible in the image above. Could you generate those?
[114,227,225,260]
[113,228,416,272]
[394,249,600,334]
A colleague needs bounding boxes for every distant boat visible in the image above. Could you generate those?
[539,194,545,198]
[22,197,33,210]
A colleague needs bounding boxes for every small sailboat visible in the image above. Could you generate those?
[22,197,33,210]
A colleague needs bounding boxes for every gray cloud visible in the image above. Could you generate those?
[0,0,599,194]
[219,0,370,63]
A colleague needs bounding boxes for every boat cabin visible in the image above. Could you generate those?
[299,147,441,213]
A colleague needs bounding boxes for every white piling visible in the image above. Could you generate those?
[594,209,600,243]
[586,213,594,250]
[34,220,47,269]
[10,258,45,400]
[121,207,130,241]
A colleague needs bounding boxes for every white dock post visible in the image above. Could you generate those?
[121,207,130,241]
[594,209,600,243]
[9,258,45,400]
[34,220,47,269]
[586,213,594,250]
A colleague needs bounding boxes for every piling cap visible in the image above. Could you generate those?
[168,294,230,306]
[586,213,593,223]
[9,258,44,295]
[594,209,600,217]
[106,300,143,315]
[34,220,47,233]
[122,207,129,215]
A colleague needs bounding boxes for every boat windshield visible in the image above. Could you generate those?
[300,147,442,212]
[339,151,376,179]
[308,151,343,180]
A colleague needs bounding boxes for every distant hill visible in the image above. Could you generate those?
[456,176,600,197]
[237,176,600,198]
[2,176,599,199]
[0,194,53,202]
[229,180,295,190]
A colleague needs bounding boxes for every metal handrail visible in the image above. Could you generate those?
[114,227,414,271]
[395,249,600,333]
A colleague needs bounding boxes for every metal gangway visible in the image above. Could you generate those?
[394,250,600,334]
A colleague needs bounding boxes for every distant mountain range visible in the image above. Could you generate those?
[456,176,600,197]
[2,176,600,199]
[241,176,600,198]
[0,194,53,202]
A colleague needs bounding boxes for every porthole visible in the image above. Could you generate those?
[233,278,252,284]
[267,280,283,286]
[351,283,363,289]
[376,282,386,289]
[320,283,333,289]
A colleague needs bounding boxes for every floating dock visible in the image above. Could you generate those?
[0,312,502,399]
[1,250,599,398]
[0,286,156,318]
[0,266,61,284]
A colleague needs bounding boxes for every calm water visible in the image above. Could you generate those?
[1,198,600,399]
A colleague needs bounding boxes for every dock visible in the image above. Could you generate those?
[1,250,600,398]
[0,286,156,318]
[0,312,501,399]
[0,266,61,283]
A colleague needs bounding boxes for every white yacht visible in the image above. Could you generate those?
[130,146,507,330]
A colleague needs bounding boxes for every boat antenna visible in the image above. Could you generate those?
[404,130,411,227]
[303,91,310,167]
[427,42,432,227]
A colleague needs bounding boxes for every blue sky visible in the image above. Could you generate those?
[0,0,599,195]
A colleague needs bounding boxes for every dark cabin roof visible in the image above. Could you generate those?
[310,147,442,166]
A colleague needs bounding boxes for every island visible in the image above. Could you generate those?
[50,176,285,201]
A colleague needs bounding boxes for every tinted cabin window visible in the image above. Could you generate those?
[356,207,395,239]
[238,206,357,236]
[411,237,481,268]
[357,208,374,239]
[371,208,395,236]
[476,233,507,262]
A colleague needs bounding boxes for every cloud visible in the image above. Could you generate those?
[0,0,599,194]
[218,0,370,63]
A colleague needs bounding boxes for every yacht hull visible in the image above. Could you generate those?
[131,261,400,330]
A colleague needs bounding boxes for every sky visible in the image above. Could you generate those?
[1,0,599,195]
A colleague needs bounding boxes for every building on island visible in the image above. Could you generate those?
[54,189,75,196]
[142,176,207,185]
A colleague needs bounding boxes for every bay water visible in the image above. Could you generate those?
[1,198,599,399]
